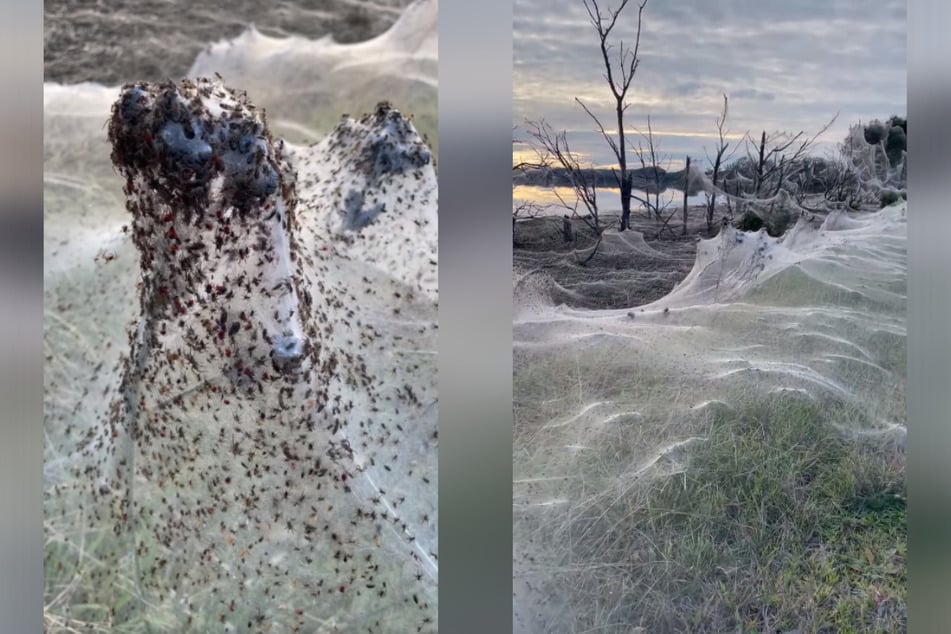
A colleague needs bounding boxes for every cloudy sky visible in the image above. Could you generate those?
[513,0,906,172]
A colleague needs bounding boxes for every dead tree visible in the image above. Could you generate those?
[523,118,602,236]
[743,114,838,203]
[682,156,690,235]
[576,0,648,232]
[562,215,574,243]
[631,114,672,223]
[821,153,867,209]
[653,156,689,239]
[512,125,553,246]
[703,94,739,233]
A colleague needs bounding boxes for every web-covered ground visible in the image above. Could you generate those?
[513,206,707,310]
[513,204,907,633]
[44,0,436,150]
[45,0,412,84]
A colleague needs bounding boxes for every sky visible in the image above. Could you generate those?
[513,0,906,173]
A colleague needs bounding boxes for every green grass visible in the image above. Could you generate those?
[649,398,904,632]
[524,394,906,633]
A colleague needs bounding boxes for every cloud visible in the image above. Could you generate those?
[731,88,776,102]
[514,0,906,168]
[668,82,706,97]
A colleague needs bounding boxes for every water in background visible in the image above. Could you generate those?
[514,184,708,217]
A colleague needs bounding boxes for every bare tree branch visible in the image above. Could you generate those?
[577,0,648,231]
[703,94,741,233]
[629,114,672,222]
[523,118,603,236]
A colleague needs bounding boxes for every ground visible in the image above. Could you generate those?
[44,0,411,85]
[514,204,723,309]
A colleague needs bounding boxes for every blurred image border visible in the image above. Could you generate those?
[438,0,514,632]
[0,0,44,632]
[907,0,951,632]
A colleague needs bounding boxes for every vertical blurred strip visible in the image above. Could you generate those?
[439,0,513,632]
[908,0,951,632]
[0,0,43,632]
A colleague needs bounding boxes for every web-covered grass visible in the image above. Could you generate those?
[514,205,906,633]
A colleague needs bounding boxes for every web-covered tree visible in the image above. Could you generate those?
[829,115,906,208]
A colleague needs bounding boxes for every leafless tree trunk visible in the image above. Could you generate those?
[682,156,690,235]
[704,94,738,233]
[576,0,648,232]
[562,215,574,243]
